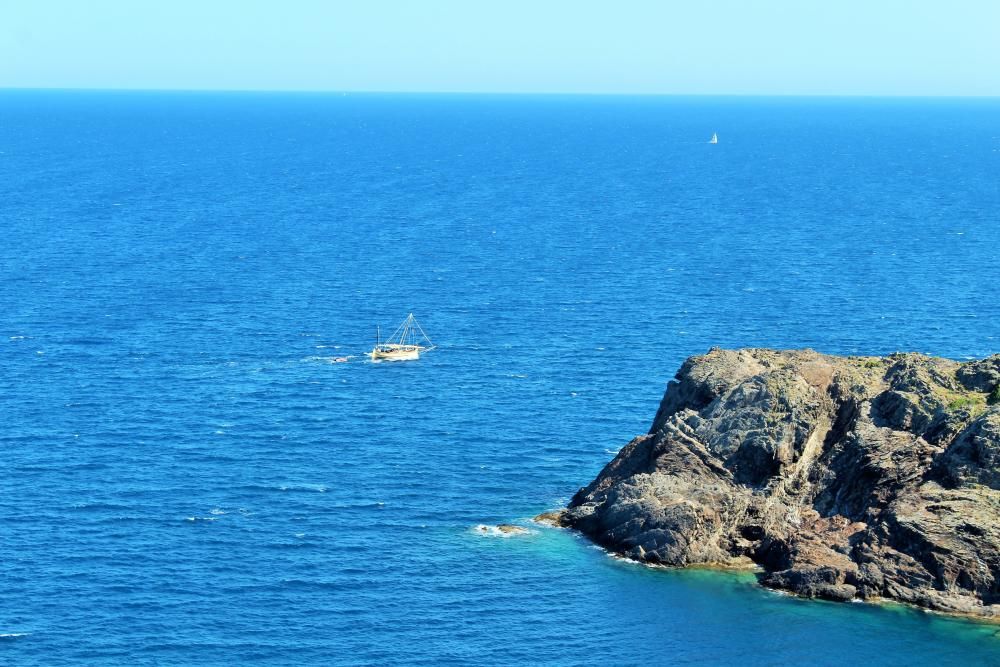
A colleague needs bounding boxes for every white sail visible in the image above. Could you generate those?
[709,132,718,144]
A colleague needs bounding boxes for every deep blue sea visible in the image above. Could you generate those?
[2,91,1000,665]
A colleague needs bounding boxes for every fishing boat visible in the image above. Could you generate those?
[368,313,435,362]
[709,132,718,144]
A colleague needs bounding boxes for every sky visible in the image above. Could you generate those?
[1,0,998,96]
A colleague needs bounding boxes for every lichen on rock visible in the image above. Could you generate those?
[546,348,1000,617]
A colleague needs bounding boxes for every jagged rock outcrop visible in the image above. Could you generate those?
[547,348,1000,617]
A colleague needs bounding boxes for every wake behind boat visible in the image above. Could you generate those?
[368,313,435,361]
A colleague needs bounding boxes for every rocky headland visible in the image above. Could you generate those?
[542,348,1000,618]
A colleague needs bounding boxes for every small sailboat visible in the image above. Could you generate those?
[709,132,718,144]
[368,313,435,362]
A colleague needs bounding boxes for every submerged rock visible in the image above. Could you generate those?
[553,348,1000,618]
[475,523,530,536]
[496,524,528,535]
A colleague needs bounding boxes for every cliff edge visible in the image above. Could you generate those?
[549,348,1000,617]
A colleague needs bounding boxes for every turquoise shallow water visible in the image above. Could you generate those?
[1,91,999,665]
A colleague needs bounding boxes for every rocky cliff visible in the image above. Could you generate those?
[548,348,1000,617]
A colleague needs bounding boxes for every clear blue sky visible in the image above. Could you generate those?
[1,0,998,96]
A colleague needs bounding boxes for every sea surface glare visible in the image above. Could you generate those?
[2,91,999,665]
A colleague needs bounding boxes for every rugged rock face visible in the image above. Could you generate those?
[552,348,1000,617]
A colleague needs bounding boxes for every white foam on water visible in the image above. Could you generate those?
[278,484,328,493]
[606,550,653,568]
[209,508,227,515]
[0,633,30,639]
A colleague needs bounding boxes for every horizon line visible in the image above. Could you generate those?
[2,86,999,100]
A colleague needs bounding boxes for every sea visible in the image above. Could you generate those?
[2,90,999,665]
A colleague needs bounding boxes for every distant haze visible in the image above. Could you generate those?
[1,0,998,96]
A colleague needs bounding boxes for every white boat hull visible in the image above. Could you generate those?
[369,348,420,362]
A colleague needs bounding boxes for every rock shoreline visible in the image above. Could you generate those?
[545,348,1000,618]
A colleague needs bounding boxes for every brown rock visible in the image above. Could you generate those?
[533,510,567,527]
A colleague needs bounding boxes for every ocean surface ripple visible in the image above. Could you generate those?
[2,91,999,665]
